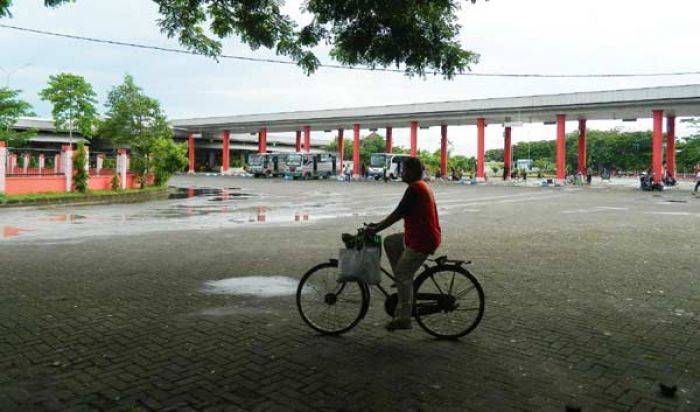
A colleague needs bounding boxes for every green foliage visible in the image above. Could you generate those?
[485,129,700,174]
[325,133,386,166]
[676,136,699,172]
[2,0,483,78]
[678,119,700,172]
[102,158,116,169]
[101,75,174,185]
[0,87,35,146]
[151,139,188,186]
[72,143,88,193]
[111,172,120,191]
[39,73,99,140]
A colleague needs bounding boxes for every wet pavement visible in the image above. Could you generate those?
[0,182,383,242]
[2,175,697,243]
[1,175,699,411]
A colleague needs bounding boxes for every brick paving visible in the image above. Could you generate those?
[1,178,698,411]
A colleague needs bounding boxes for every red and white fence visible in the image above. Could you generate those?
[0,143,143,196]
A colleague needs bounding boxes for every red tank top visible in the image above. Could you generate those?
[401,181,441,254]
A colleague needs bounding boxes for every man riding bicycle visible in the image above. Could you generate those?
[366,157,441,331]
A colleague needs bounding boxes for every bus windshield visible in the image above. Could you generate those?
[286,154,302,166]
[370,154,387,168]
[249,155,264,166]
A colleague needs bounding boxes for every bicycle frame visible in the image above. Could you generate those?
[374,266,395,298]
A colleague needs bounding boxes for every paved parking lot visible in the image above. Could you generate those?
[1,176,698,411]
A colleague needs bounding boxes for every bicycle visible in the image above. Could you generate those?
[295,228,485,339]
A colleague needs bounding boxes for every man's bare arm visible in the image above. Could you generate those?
[367,210,402,235]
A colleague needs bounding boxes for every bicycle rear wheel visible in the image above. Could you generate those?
[296,261,370,335]
[413,264,485,339]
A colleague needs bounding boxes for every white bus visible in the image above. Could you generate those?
[284,153,338,179]
[248,153,287,177]
[368,153,411,180]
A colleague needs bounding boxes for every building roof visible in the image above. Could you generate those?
[12,118,328,148]
[170,84,700,133]
[13,118,57,131]
[174,131,329,148]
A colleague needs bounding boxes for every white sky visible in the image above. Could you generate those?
[2,0,700,155]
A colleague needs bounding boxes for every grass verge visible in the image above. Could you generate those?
[0,187,168,207]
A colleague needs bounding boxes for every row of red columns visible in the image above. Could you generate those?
[186,112,677,182]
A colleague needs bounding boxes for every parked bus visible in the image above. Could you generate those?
[368,153,411,180]
[248,153,287,177]
[284,153,338,179]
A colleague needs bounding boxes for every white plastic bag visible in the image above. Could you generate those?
[338,247,382,285]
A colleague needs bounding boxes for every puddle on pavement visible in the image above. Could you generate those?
[168,187,246,199]
[45,214,89,223]
[201,276,299,297]
[2,226,32,239]
[207,194,250,202]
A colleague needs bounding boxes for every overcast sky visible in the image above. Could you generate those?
[2,0,700,155]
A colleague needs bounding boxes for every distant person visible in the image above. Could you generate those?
[694,167,700,194]
[366,157,441,331]
[586,171,592,185]
[521,169,527,181]
[360,162,367,179]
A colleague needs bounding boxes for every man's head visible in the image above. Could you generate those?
[401,157,424,183]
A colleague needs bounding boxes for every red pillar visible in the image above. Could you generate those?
[188,132,195,173]
[258,128,267,154]
[578,119,587,174]
[504,126,512,180]
[386,127,393,154]
[652,110,663,183]
[295,130,302,152]
[353,123,360,176]
[337,129,344,167]
[666,115,676,179]
[221,129,230,172]
[410,122,418,157]
[440,125,448,177]
[556,114,566,181]
[476,118,486,180]
[303,126,311,153]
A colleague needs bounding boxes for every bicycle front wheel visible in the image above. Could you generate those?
[296,261,370,335]
[413,264,485,339]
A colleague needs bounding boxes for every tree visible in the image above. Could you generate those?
[151,138,188,186]
[0,87,35,146]
[1,0,483,78]
[101,75,178,186]
[39,73,99,143]
[325,132,388,166]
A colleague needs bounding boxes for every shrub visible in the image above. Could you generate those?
[73,143,88,193]
[152,139,188,186]
[111,173,120,191]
